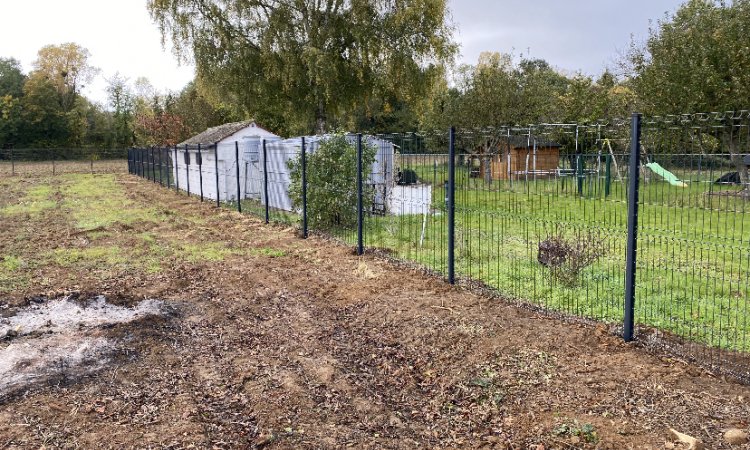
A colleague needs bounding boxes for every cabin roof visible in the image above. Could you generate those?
[179,121,271,146]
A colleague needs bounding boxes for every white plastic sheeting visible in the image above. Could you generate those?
[387,184,433,216]
[250,134,396,213]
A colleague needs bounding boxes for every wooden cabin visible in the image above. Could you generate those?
[479,136,561,181]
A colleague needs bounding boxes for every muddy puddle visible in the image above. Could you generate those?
[0,295,168,399]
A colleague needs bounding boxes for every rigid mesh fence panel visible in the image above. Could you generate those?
[636,114,750,379]
[215,141,242,209]
[448,123,633,324]
[171,144,217,201]
[214,139,302,225]
[123,113,750,381]
[236,138,264,217]
[1,148,128,175]
[262,138,301,225]
[302,135,360,245]
[366,132,450,277]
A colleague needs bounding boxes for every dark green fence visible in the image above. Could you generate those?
[129,112,750,382]
[1,148,129,175]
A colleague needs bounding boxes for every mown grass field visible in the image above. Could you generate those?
[0,159,127,176]
[0,173,288,300]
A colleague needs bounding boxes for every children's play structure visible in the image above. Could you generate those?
[645,162,688,187]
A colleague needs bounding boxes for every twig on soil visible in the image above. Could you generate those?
[69,226,107,237]
[430,305,456,313]
[566,343,587,354]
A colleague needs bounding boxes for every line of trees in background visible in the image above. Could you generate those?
[0,43,241,150]
[2,0,749,150]
[146,0,750,133]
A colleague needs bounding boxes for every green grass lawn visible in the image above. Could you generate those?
[0,174,287,298]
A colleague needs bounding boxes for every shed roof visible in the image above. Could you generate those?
[179,121,269,146]
[269,134,395,149]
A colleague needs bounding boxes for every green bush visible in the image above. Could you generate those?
[288,134,377,231]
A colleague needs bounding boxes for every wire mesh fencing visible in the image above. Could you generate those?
[128,113,750,382]
[635,113,750,377]
[1,148,129,176]
[448,123,633,326]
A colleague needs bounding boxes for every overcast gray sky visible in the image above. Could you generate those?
[450,0,684,75]
[0,1,685,105]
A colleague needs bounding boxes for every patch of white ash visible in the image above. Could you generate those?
[0,296,164,337]
[0,296,166,398]
[0,334,110,394]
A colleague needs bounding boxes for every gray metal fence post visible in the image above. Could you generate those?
[624,113,642,342]
[152,147,157,182]
[10,147,14,176]
[234,141,242,213]
[576,154,584,196]
[174,146,180,192]
[235,141,242,213]
[356,134,364,255]
[165,149,171,188]
[448,127,456,284]
[158,147,163,185]
[214,142,220,207]
[605,153,612,198]
[185,145,191,197]
[263,139,269,223]
[302,136,308,239]
[197,143,204,201]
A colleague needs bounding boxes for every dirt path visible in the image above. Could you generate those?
[1,175,749,449]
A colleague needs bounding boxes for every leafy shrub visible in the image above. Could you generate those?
[288,134,376,230]
[538,230,605,287]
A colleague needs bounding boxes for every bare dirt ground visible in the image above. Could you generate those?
[1,174,750,449]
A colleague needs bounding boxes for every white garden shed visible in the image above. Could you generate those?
[174,121,280,201]
[174,126,430,216]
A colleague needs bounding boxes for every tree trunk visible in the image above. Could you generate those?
[315,100,326,135]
